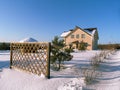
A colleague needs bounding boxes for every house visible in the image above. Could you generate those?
[60,26,99,50]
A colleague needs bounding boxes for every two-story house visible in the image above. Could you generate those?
[61,26,99,50]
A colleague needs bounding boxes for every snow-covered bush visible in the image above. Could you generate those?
[81,67,101,84]
[90,50,111,68]
[86,50,117,84]
[82,50,113,84]
[90,54,100,69]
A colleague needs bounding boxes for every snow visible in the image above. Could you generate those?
[84,29,96,36]
[0,51,10,69]
[19,37,38,42]
[40,73,46,78]
[60,31,71,37]
[0,50,120,90]
[61,29,96,38]
[58,78,85,90]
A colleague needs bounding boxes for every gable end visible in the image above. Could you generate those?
[65,26,92,38]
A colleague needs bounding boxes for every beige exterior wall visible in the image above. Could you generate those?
[64,28,93,50]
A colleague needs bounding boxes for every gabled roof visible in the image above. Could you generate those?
[61,26,98,38]
[60,31,71,37]
[19,37,38,42]
[84,28,97,36]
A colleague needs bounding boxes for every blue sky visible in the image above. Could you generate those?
[0,0,120,44]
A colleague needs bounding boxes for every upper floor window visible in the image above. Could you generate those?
[71,34,74,38]
[81,34,85,38]
[76,34,79,39]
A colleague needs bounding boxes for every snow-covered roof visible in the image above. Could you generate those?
[19,37,38,42]
[60,31,71,37]
[84,29,96,36]
[60,27,97,37]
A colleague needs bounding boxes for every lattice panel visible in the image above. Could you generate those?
[10,42,50,78]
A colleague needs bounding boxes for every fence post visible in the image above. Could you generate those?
[10,43,13,69]
[47,42,51,79]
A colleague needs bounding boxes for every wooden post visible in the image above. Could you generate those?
[10,43,13,69]
[47,42,51,79]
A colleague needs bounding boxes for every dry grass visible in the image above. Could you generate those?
[82,50,116,84]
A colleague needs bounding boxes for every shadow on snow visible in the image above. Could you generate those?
[0,61,10,70]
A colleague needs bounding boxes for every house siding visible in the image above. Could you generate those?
[65,28,93,50]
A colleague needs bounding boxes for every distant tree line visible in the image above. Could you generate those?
[0,42,10,50]
[98,44,120,50]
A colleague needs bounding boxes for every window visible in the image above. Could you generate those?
[76,34,79,39]
[71,35,74,38]
[81,34,85,38]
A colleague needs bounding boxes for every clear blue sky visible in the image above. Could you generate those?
[0,0,120,44]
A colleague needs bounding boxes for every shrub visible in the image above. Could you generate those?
[82,67,101,84]
[74,50,116,85]
[90,54,100,69]
[51,36,73,71]
[73,67,101,85]
[78,41,88,50]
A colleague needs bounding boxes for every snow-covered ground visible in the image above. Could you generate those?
[0,51,10,69]
[85,50,120,90]
[0,50,120,90]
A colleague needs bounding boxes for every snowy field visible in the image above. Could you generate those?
[0,50,120,90]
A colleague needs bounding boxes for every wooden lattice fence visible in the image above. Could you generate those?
[10,42,50,78]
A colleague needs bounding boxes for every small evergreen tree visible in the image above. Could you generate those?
[78,41,88,50]
[51,36,73,71]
